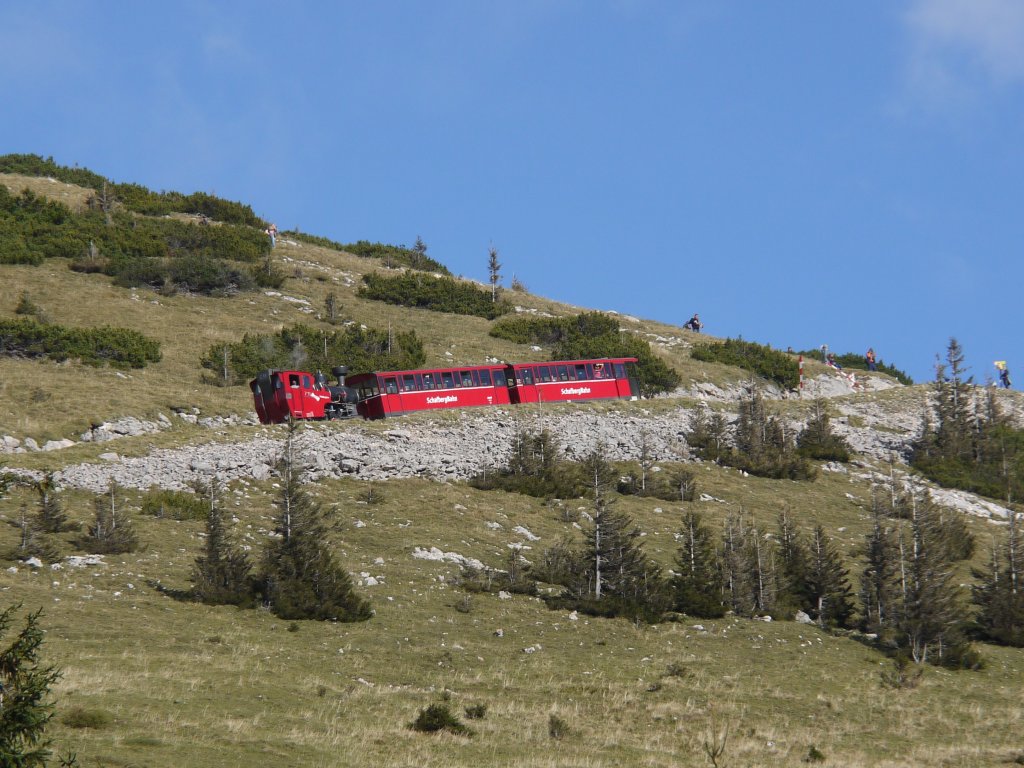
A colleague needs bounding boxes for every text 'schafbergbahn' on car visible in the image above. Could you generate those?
[250,358,640,423]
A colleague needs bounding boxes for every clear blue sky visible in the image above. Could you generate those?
[3,1,1021,385]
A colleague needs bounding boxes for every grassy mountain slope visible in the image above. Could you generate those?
[1,170,1022,767]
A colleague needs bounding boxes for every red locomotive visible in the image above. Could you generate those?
[250,358,639,423]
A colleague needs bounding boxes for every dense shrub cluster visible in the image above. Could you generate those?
[342,240,450,273]
[797,348,913,385]
[0,317,161,369]
[489,311,681,397]
[200,323,426,384]
[0,153,263,226]
[0,184,273,295]
[690,338,799,390]
[358,271,511,319]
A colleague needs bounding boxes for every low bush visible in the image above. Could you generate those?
[62,706,114,729]
[140,489,207,521]
[410,703,471,736]
[358,271,511,319]
[342,239,450,274]
[691,338,799,390]
[0,317,161,369]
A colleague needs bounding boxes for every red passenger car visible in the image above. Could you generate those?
[507,358,639,405]
[347,364,514,419]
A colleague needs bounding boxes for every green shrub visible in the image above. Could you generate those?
[140,489,207,521]
[358,271,511,319]
[410,703,471,736]
[548,713,570,740]
[464,703,487,720]
[691,338,799,390]
[0,317,161,369]
[0,153,264,226]
[62,706,113,729]
[341,240,450,274]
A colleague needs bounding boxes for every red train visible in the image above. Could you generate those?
[250,358,640,423]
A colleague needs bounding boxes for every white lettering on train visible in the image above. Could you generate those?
[560,387,592,396]
[426,395,459,404]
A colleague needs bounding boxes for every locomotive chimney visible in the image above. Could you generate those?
[331,366,348,386]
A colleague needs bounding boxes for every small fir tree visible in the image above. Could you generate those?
[82,481,138,554]
[0,605,61,768]
[859,493,901,636]
[805,525,854,628]
[34,473,68,534]
[973,512,1024,646]
[191,481,254,606]
[672,511,725,617]
[487,245,501,303]
[259,425,371,621]
[796,399,851,462]
[775,509,812,616]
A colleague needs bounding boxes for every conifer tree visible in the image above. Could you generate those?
[896,492,970,664]
[672,510,725,617]
[973,513,1024,646]
[860,493,901,636]
[775,508,811,616]
[0,605,61,768]
[805,525,854,628]
[191,481,253,606]
[796,399,851,462]
[686,407,730,463]
[721,512,756,616]
[574,444,664,613]
[33,473,68,534]
[82,481,138,554]
[259,425,371,622]
[487,245,501,303]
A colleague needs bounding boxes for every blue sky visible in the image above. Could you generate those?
[3,1,1022,385]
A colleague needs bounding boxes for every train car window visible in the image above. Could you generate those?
[402,374,416,391]
[461,371,475,387]
[585,365,594,379]
[302,375,312,389]
[493,370,506,387]
[289,374,300,387]
[538,366,552,382]
[575,364,587,379]
[422,373,435,390]
[479,369,492,386]
[442,371,455,389]
[384,377,398,395]
[521,368,534,385]
[557,365,569,381]
[274,375,283,389]
[614,363,625,379]
[593,363,605,379]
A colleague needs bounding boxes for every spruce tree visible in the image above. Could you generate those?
[775,509,811,617]
[721,512,756,616]
[576,444,664,614]
[260,426,371,622]
[487,245,501,303]
[805,525,854,628]
[796,399,851,462]
[0,605,61,768]
[33,473,68,534]
[859,493,901,636]
[896,492,970,664]
[191,481,253,606]
[672,511,725,617]
[973,513,1024,646]
[82,481,138,554]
